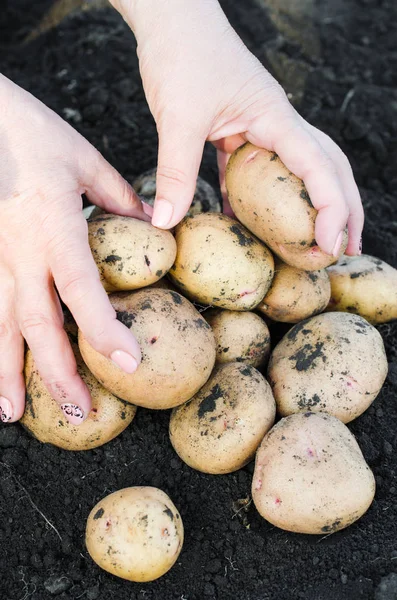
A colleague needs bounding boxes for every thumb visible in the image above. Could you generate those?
[152,124,205,229]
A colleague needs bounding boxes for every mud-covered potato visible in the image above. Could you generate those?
[225,143,347,270]
[326,254,397,324]
[22,316,136,450]
[252,412,375,534]
[88,214,177,292]
[257,261,331,323]
[86,487,183,582]
[169,213,274,310]
[267,312,388,423]
[79,289,216,409]
[204,309,271,368]
[169,362,276,474]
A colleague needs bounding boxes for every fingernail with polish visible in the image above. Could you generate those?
[111,350,138,374]
[332,231,344,258]
[61,403,85,425]
[142,201,154,217]
[0,396,13,423]
[152,200,173,229]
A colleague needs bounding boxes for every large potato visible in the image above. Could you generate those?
[267,312,388,423]
[225,143,347,270]
[204,309,271,368]
[326,254,397,324]
[22,317,136,450]
[252,412,376,534]
[88,214,177,292]
[169,362,276,474]
[169,213,274,310]
[86,487,183,582]
[79,289,216,409]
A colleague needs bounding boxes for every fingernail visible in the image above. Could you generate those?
[0,396,13,422]
[358,237,362,255]
[61,403,85,425]
[142,201,154,217]
[152,200,174,229]
[111,350,138,374]
[332,231,344,258]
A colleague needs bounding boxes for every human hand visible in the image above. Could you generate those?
[0,75,150,424]
[111,0,363,257]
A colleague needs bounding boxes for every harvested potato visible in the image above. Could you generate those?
[252,412,376,534]
[88,214,177,292]
[86,487,183,582]
[79,289,216,409]
[204,309,271,368]
[326,254,397,324]
[169,213,274,310]
[225,143,347,270]
[267,312,388,423]
[22,316,136,450]
[257,261,331,323]
[132,167,222,215]
[169,362,276,474]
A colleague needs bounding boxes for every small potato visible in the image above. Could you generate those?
[79,289,216,409]
[326,254,397,324]
[86,487,183,582]
[88,214,177,292]
[257,261,331,323]
[225,143,347,270]
[169,362,276,474]
[267,312,388,423]
[204,309,271,368]
[169,213,274,310]
[252,412,376,534]
[22,317,136,450]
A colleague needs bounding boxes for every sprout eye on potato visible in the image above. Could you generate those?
[79,288,216,409]
[86,487,183,582]
[267,312,388,423]
[169,212,274,311]
[225,142,347,270]
[252,412,376,534]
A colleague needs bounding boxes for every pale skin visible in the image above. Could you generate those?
[0,0,364,424]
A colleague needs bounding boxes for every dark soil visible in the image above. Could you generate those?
[1,1,397,599]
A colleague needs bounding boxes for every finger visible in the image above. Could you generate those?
[247,114,349,256]
[15,272,92,424]
[49,215,142,371]
[216,148,235,217]
[151,121,206,229]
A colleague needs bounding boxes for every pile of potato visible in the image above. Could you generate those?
[21,143,396,582]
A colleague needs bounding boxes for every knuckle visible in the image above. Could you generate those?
[156,165,188,188]
[0,318,13,341]
[20,313,55,337]
[57,271,91,306]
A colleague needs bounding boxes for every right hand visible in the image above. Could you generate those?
[0,75,149,425]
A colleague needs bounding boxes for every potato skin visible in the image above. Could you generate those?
[225,143,347,270]
[257,261,331,323]
[169,362,276,474]
[169,213,274,310]
[86,487,183,582]
[267,312,388,423]
[326,254,397,324]
[204,309,271,368]
[22,317,136,450]
[88,214,177,292]
[252,412,375,534]
[79,289,216,409]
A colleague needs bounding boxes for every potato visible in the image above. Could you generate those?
[204,309,271,368]
[86,487,183,582]
[257,261,331,323]
[22,316,136,450]
[252,412,375,534]
[79,289,216,409]
[326,254,397,324]
[132,167,222,215]
[267,312,388,423]
[169,362,276,474]
[225,143,347,270]
[88,214,177,292]
[169,213,274,310]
